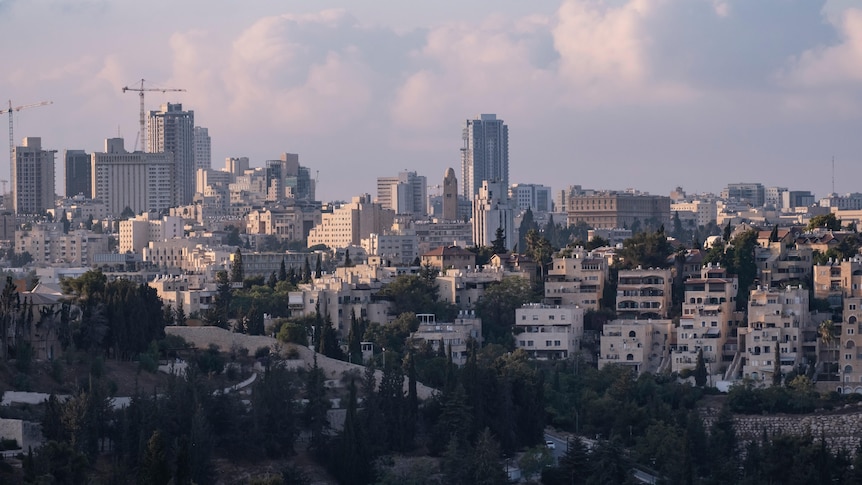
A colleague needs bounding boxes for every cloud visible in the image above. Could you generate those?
[783,8,862,87]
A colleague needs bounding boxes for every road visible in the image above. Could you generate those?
[543,431,659,484]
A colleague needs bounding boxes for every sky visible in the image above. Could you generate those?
[1,0,862,202]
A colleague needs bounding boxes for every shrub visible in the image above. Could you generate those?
[13,374,30,391]
[138,353,159,374]
[49,359,64,383]
[90,356,105,379]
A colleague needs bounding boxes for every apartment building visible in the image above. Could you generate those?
[472,180,515,250]
[813,257,862,305]
[755,241,812,288]
[739,286,811,383]
[515,304,584,360]
[598,319,673,374]
[670,200,717,227]
[307,194,395,250]
[544,249,608,311]
[91,138,174,217]
[119,213,183,254]
[672,264,738,373]
[839,297,862,394]
[246,205,320,243]
[436,267,510,310]
[409,312,483,366]
[13,137,55,215]
[16,222,109,266]
[148,274,215,316]
[616,268,673,319]
[361,232,418,267]
[288,275,390,337]
[421,246,476,271]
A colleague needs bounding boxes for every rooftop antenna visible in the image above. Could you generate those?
[832,156,835,194]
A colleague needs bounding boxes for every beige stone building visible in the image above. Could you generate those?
[409,313,483,366]
[739,286,811,383]
[813,257,862,305]
[515,304,584,360]
[616,268,673,319]
[307,195,394,250]
[566,191,670,230]
[598,319,673,374]
[755,241,812,288]
[16,222,109,266]
[839,297,862,394]
[421,246,476,271]
[672,264,738,374]
[543,249,608,311]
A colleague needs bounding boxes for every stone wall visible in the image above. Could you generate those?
[0,418,43,451]
[701,402,862,452]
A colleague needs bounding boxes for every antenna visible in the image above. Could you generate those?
[832,156,835,194]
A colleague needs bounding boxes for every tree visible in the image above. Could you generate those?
[491,227,507,254]
[344,249,353,267]
[278,258,288,282]
[475,276,538,346]
[808,213,842,232]
[617,229,673,269]
[267,271,277,289]
[304,355,330,448]
[525,229,554,281]
[315,254,323,278]
[694,348,707,387]
[819,319,837,378]
[230,248,244,283]
[0,276,18,361]
[772,341,782,386]
[518,208,538,252]
[471,428,508,485]
[140,430,171,485]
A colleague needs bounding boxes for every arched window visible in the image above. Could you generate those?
[626,354,634,361]
[628,330,636,338]
[847,341,856,349]
[845,365,854,374]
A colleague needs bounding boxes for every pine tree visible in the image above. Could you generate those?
[315,254,323,278]
[267,271,277,289]
[230,248,244,283]
[694,348,707,387]
[278,257,288,282]
[773,342,782,386]
[140,430,171,485]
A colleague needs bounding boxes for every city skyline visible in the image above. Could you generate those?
[2,0,862,202]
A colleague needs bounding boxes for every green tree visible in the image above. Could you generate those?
[617,229,673,269]
[278,257,288,282]
[315,254,323,278]
[518,208,538,252]
[772,342,782,386]
[471,428,508,485]
[140,430,171,485]
[230,248,244,283]
[808,213,842,231]
[491,227,507,254]
[475,276,539,346]
[303,355,330,448]
[694,348,707,387]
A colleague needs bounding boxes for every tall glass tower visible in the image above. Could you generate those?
[460,113,509,202]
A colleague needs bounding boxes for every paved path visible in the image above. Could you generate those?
[166,326,437,400]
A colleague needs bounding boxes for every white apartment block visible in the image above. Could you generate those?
[472,180,515,250]
[515,304,584,360]
[765,187,788,208]
[149,274,215,316]
[377,171,428,218]
[510,184,553,213]
[307,194,395,250]
[616,268,673,319]
[288,275,391,336]
[119,213,184,254]
[544,250,608,311]
[408,221,473,256]
[672,264,738,374]
[410,313,483,366]
[599,319,673,374]
[230,251,319,278]
[820,193,862,211]
[92,138,173,217]
[16,222,109,266]
[143,239,234,274]
[670,200,717,227]
[361,232,418,266]
[740,286,810,383]
[839,297,862,394]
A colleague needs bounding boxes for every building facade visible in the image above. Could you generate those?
[13,137,55,215]
[64,149,91,198]
[461,114,508,201]
[193,126,211,171]
[515,304,584,360]
[472,180,514,250]
[92,138,174,217]
[567,192,671,230]
[148,103,195,205]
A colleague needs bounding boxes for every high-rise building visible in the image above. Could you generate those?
[64,149,91,198]
[92,138,173,217]
[461,114,509,201]
[472,180,514,250]
[225,157,249,179]
[376,171,427,218]
[148,103,195,205]
[722,183,765,207]
[510,183,552,213]
[194,126,211,171]
[13,137,55,215]
[442,167,458,221]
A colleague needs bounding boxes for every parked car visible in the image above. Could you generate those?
[545,440,556,450]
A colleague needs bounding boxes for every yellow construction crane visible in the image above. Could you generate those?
[0,100,53,187]
[122,79,186,152]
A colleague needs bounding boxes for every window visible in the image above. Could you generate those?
[527,341,534,347]
[554,340,561,346]
[546,340,552,346]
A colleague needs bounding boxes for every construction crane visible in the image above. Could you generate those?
[0,100,53,189]
[121,79,186,152]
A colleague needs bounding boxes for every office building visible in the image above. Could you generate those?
[193,126,211,171]
[567,191,671,230]
[225,157,249,179]
[64,149,91,198]
[13,137,55,215]
[377,171,427,218]
[92,138,173,217]
[510,183,552,213]
[461,114,508,201]
[722,183,766,207]
[148,103,195,205]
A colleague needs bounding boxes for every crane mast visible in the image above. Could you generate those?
[121,79,186,152]
[0,100,53,199]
